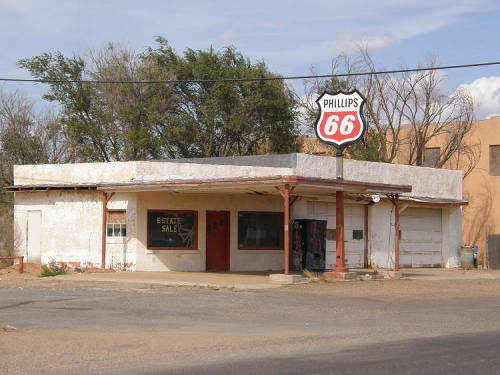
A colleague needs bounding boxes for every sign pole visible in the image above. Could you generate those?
[334,146,347,272]
[314,89,367,280]
[336,148,343,180]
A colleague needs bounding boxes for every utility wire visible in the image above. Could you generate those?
[1,61,499,84]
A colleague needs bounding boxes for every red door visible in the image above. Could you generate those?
[206,211,230,272]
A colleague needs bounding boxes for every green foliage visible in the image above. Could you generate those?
[345,127,387,162]
[17,39,300,161]
[141,38,300,157]
[39,262,67,277]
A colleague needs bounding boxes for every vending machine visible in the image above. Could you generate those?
[292,219,327,271]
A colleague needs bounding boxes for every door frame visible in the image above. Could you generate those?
[27,210,42,263]
[205,211,231,272]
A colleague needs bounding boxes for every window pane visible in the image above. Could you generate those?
[147,211,197,249]
[121,224,127,237]
[238,212,283,249]
[490,145,500,175]
[107,224,113,237]
[113,224,121,236]
[423,148,440,167]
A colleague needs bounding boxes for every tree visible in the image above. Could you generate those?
[0,88,66,186]
[302,49,478,176]
[18,39,300,161]
[0,88,66,254]
[18,43,174,162]
[143,38,299,158]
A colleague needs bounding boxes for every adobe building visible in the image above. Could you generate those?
[8,153,464,272]
[393,116,500,268]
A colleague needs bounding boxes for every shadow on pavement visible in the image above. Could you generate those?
[139,331,500,375]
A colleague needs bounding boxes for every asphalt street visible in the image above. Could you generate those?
[1,276,500,374]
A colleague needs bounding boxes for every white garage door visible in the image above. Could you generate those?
[307,202,365,269]
[400,207,442,267]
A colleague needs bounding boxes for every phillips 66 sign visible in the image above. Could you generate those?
[314,89,367,152]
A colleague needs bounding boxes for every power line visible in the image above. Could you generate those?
[1,61,499,84]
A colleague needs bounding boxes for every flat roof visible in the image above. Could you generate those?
[7,174,412,195]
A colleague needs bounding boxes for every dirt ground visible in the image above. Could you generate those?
[0,262,41,278]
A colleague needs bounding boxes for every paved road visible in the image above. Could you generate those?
[1,277,500,374]
[161,332,500,375]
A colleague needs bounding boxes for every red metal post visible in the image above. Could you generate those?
[19,256,23,274]
[283,184,290,275]
[394,194,400,271]
[334,190,347,272]
[101,192,114,269]
[102,192,107,269]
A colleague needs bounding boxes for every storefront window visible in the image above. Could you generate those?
[238,212,283,250]
[147,210,198,249]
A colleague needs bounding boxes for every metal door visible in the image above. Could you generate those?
[400,208,442,267]
[206,211,230,272]
[27,210,42,263]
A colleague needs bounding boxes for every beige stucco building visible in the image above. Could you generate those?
[412,116,500,268]
[9,154,464,272]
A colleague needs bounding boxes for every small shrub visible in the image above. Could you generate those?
[39,262,67,277]
[302,269,322,282]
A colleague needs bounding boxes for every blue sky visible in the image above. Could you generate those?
[1,0,500,118]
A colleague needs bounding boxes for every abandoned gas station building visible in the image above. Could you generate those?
[8,153,465,272]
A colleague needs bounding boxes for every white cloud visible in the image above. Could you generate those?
[458,77,500,119]
[215,31,237,47]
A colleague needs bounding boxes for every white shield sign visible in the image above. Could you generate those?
[314,89,367,150]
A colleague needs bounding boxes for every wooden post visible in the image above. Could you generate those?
[334,190,347,272]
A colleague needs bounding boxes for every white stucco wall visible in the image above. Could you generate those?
[14,154,463,203]
[296,154,463,200]
[134,161,294,182]
[442,206,462,268]
[12,153,463,271]
[368,202,398,269]
[14,162,137,185]
[13,188,461,271]
[135,192,284,272]
[14,191,137,270]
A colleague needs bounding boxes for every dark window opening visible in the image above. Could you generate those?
[353,229,363,240]
[147,210,198,250]
[238,212,283,249]
[423,147,440,167]
[490,145,500,175]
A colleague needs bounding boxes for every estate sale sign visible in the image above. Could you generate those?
[315,89,367,152]
[147,210,197,249]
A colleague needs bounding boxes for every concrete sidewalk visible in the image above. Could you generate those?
[42,268,500,291]
[349,268,500,280]
[56,271,284,290]
[398,267,500,280]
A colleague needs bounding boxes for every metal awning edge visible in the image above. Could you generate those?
[345,193,467,207]
[6,175,412,194]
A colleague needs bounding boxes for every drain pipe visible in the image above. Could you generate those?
[101,192,114,269]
